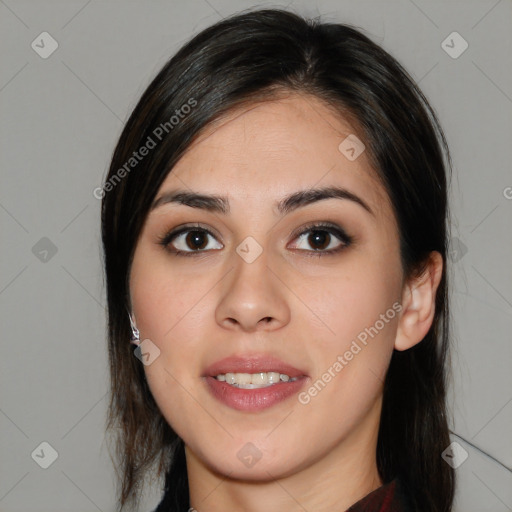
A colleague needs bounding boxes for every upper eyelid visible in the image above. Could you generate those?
[163,222,349,249]
[289,220,348,238]
[167,222,343,238]
[167,223,220,240]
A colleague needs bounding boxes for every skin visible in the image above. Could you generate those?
[129,92,443,512]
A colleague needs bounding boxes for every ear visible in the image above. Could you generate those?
[395,251,443,351]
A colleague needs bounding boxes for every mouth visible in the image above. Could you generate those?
[203,355,308,411]
[215,371,299,389]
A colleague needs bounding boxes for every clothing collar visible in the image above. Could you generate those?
[346,478,409,512]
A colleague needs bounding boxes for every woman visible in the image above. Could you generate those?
[101,8,455,512]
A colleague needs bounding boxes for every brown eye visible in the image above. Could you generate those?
[159,225,223,256]
[307,230,332,250]
[184,231,209,250]
[290,222,352,254]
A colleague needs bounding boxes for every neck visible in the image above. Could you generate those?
[185,396,383,512]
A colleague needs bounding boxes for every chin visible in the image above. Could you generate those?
[209,456,299,482]
[188,440,304,481]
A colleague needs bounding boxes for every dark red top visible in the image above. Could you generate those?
[346,478,410,512]
[154,477,411,511]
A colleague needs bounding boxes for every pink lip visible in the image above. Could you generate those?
[203,355,308,412]
[203,355,307,378]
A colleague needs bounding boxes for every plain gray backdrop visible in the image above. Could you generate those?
[1,1,511,511]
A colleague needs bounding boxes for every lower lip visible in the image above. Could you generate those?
[204,376,307,411]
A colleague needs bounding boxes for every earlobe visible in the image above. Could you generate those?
[394,251,443,351]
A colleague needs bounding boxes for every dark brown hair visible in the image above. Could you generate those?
[101,8,455,511]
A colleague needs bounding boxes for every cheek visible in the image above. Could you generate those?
[129,249,212,411]
[130,250,205,343]
[295,251,401,413]
[131,276,207,392]
[301,257,401,348]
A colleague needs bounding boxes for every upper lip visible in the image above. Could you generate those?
[204,354,308,378]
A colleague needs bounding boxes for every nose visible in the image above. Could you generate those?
[215,248,291,332]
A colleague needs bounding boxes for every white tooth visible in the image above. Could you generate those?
[251,372,268,385]
[218,371,295,387]
[267,372,280,384]
[236,373,252,385]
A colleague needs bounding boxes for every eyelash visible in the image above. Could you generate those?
[157,221,353,258]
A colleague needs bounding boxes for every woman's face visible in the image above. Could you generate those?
[129,93,405,483]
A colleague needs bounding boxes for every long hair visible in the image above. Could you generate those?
[101,8,455,511]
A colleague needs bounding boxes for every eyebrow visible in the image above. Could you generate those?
[151,186,374,217]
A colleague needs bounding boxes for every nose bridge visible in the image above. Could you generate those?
[231,240,271,293]
[215,240,289,330]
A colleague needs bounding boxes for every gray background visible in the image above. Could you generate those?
[1,0,511,511]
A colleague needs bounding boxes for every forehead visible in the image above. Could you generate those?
[159,94,390,216]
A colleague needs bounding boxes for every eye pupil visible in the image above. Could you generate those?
[186,230,208,250]
[309,230,329,250]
